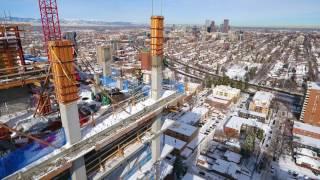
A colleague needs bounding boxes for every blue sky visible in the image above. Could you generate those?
[1,0,320,27]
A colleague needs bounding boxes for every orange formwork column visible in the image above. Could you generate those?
[48,40,79,104]
[150,16,164,57]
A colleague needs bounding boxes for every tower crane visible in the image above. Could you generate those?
[38,0,61,51]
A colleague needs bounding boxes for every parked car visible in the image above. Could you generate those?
[199,171,206,177]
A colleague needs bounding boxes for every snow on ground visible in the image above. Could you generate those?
[182,172,206,180]
[0,110,33,126]
[81,90,175,140]
[5,90,176,179]
[273,155,320,180]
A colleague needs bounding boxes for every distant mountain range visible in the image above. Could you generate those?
[0,16,139,26]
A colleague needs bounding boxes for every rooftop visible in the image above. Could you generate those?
[213,85,241,95]
[308,81,320,90]
[296,155,320,170]
[224,150,242,164]
[207,95,231,105]
[224,116,269,133]
[294,121,320,135]
[167,121,198,137]
[239,109,267,118]
[178,111,201,125]
[211,159,241,179]
[252,91,274,107]
[182,173,205,180]
[295,147,318,158]
[162,135,187,150]
[293,134,320,149]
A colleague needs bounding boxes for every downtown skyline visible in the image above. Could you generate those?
[1,0,320,27]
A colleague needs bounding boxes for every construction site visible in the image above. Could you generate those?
[3,1,320,180]
[0,0,197,179]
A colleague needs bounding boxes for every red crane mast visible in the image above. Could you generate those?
[38,0,61,51]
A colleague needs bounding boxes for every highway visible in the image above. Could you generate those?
[165,55,305,98]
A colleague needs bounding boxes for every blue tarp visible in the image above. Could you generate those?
[0,129,66,179]
[176,83,185,93]
[24,54,48,62]
[123,80,129,90]
[101,76,116,87]
[101,76,130,91]
[141,85,151,96]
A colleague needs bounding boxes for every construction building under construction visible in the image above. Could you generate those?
[0,1,193,179]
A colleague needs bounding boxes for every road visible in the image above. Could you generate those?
[165,56,305,98]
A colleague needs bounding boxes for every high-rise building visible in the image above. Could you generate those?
[223,19,230,33]
[205,19,211,28]
[300,82,320,126]
[210,21,216,33]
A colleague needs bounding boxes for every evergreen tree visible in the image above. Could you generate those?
[173,155,185,179]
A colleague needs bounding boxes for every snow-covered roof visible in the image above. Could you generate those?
[293,134,320,149]
[181,148,193,159]
[178,112,201,125]
[296,155,320,170]
[207,95,230,105]
[224,150,242,164]
[192,107,209,116]
[226,140,241,149]
[212,159,241,179]
[187,133,206,150]
[198,154,215,164]
[226,65,247,80]
[213,85,240,96]
[161,119,176,131]
[308,82,320,90]
[224,116,269,133]
[163,135,186,150]
[239,109,267,118]
[160,144,175,160]
[295,147,318,158]
[294,121,320,135]
[252,91,274,107]
[182,173,205,180]
[168,121,198,137]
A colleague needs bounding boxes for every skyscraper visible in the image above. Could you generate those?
[223,19,230,33]
[210,21,216,33]
[205,19,211,28]
[300,82,320,126]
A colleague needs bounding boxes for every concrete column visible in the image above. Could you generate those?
[143,72,151,85]
[59,102,87,179]
[151,56,162,100]
[116,77,123,90]
[92,73,100,95]
[59,102,81,145]
[97,46,112,77]
[151,116,161,180]
[71,157,87,180]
